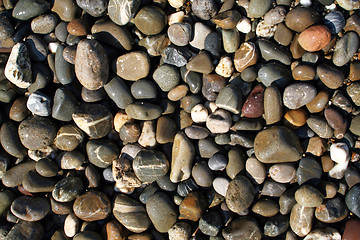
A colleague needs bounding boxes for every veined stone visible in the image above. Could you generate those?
[108,0,142,26]
[5,43,32,88]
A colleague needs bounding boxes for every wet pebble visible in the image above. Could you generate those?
[11,196,50,222]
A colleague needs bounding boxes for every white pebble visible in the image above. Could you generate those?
[256,20,277,38]
[303,227,341,240]
[215,56,234,78]
[329,160,349,179]
[27,92,52,116]
[191,104,209,123]
[300,0,312,7]
[213,177,230,196]
[236,17,251,34]
[138,120,156,147]
[330,142,349,164]
[48,42,59,54]
[168,0,185,9]
[121,143,142,160]
[168,11,185,25]
[204,101,218,113]
[326,3,337,10]
[168,222,191,240]
[64,213,79,237]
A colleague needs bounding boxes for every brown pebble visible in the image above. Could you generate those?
[63,45,76,64]
[292,64,315,81]
[67,18,89,36]
[321,155,334,173]
[342,219,360,240]
[317,64,344,89]
[179,192,206,221]
[298,25,331,52]
[290,34,306,59]
[234,42,258,72]
[285,6,319,33]
[349,61,360,82]
[103,220,127,240]
[9,97,30,122]
[167,85,189,101]
[284,109,307,127]
[241,84,264,118]
[211,10,241,29]
[306,137,327,157]
[306,91,329,113]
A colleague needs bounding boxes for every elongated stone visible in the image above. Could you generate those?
[290,203,314,237]
[55,44,75,85]
[170,132,195,183]
[0,121,27,158]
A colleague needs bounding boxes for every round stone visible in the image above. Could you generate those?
[73,191,111,222]
[283,83,317,109]
[315,197,349,223]
[285,6,319,32]
[133,149,169,183]
[298,25,331,52]
[131,80,157,99]
[134,6,167,35]
[86,139,119,168]
[52,177,83,202]
[295,185,324,207]
[18,116,57,150]
[153,64,180,92]
[53,125,84,151]
[252,199,279,217]
[168,22,192,47]
[125,102,162,120]
[116,51,150,81]
[12,0,50,21]
[206,109,232,134]
[226,176,255,214]
[192,161,213,187]
[191,0,217,20]
[108,0,141,26]
[269,163,296,183]
[27,92,51,117]
[222,217,261,240]
[11,196,50,222]
[345,184,360,218]
[208,153,227,171]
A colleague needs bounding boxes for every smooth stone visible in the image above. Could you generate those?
[170,222,192,239]
[279,188,297,215]
[350,115,360,136]
[333,32,359,67]
[208,153,227,171]
[292,64,316,81]
[76,0,107,17]
[248,0,272,18]
[139,183,158,204]
[168,84,188,101]
[108,0,141,25]
[0,80,16,104]
[283,83,317,109]
[303,228,341,240]
[55,22,69,42]
[191,0,217,20]
[285,6,319,32]
[324,11,345,34]
[198,138,220,158]
[347,82,360,106]
[179,191,206,221]
[342,219,360,240]
[295,185,324,207]
[119,122,140,144]
[177,178,199,197]
[264,86,283,125]
[73,191,111,222]
[206,109,232,134]
[345,185,360,218]
[133,149,169,183]
[222,217,261,240]
[131,79,157,100]
[254,126,302,163]
[307,116,334,138]
[226,176,254,214]
[155,116,177,144]
[73,231,102,240]
[62,45,76,64]
[258,62,291,88]
[170,132,195,183]
[284,109,307,127]
[246,157,266,184]
[6,221,43,240]
[317,63,344,89]
[185,125,209,140]
[205,32,222,58]
[113,194,151,233]
[241,85,264,118]
[192,161,213,187]
[168,22,192,47]
[35,158,58,177]
[337,0,360,10]
[64,213,79,237]
[156,174,177,192]
[25,35,48,62]
[54,125,83,152]
[72,103,113,139]
[290,33,306,59]
[9,97,31,122]
[261,180,287,197]
[231,118,263,131]
[264,215,289,237]
[22,170,55,192]
[0,121,27,158]
[55,44,75,85]
[18,116,57,150]
[116,51,150,81]
[344,14,360,38]
[11,196,49,222]
[153,64,180,92]
[104,75,133,109]
[226,147,245,179]
[12,0,50,20]
[75,39,108,90]
[134,6,167,35]
[233,42,258,73]
[331,91,353,113]
[256,19,277,38]
[91,19,133,50]
[212,10,241,29]
[52,177,83,202]
[125,102,162,120]
[26,91,51,116]
[52,88,78,121]
[5,43,32,88]
[146,192,178,233]
[0,190,15,218]
[222,28,240,53]
[290,203,314,237]
[257,39,291,65]
[186,51,214,74]
[252,199,279,217]
[315,197,349,223]
[306,91,329,113]
[298,25,331,52]
[202,74,226,101]
[296,157,322,185]
[269,163,296,183]
[274,23,294,46]
[2,161,35,187]
[87,139,119,168]
[81,87,106,103]
[52,0,81,22]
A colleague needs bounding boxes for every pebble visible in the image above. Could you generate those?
[131,79,157,100]
[307,116,334,139]
[125,102,162,120]
[168,22,192,47]
[108,0,141,25]
[298,25,331,52]
[12,0,50,20]
[199,211,222,236]
[146,192,178,233]
[212,10,241,30]
[179,191,206,221]
[246,157,266,184]
[252,199,279,217]
[342,219,360,240]
[257,38,291,65]
[2,161,36,187]
[226,175,255,214]
[236,17,251,33]
[248,0,272,18]
[55,44,75,85]
[215,56,234,78]
[52,0,81,22]
[36,158,58,177]
[168,222,191,240]
[11,196,50,222]
[72,103,113,139]
[26,91,51,116]
[222,28,240,53]
[234,42,258,72]
[153,64,180,92]
[186,51,214,74]
[191,0,217,20]
[212,177,230,197]
[105,76,133,109]
[295,185,324,207]
[134,6,167,35]
[5,43,32,88]
[53,177,83,202]
[350,115,360,136]
[192,161,213,187]
[324,11,345,34]
[290,203,314,237]
[208,153,227,171]
[345,184,360,218]
[304,227,341,240]
[296,157,322,185]
[0,121,27,158]
[76,0,107,17]
[284,109,307,127]
[73,191,111,222]
[222,217,262,240]
[54,125,84,151]
[242,84,265,118]
[31,14,58,35]
[315,197,349,223]
[285,6,319,32]
[206,109,232,134]
[116,51,150,81]
[347,82,360,106]
[333,31,360,67]
[269,163,296,183]
[256,20,277,38]
[75,39,108,90]
[283,83,317,109]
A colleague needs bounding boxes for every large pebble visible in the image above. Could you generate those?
[76,0,107,17]
[191,0,217,20]
[116,51,150,81]
[333,31,359,67]
[12,0,50,20]
[11,196,49,222]
[125,102,162,120]
[285,6,319,32]
[295,185,324,207]
[254,126,302,163]
[283,83,317,109]
[345,184,360,218]
[108,0,141,26]
[248,0,272,18]
[226,176,255,214]
[134,6,167,35]
[222,217,262,240]
[73,191,111,222]
[0,121,27,158]
[315,197,349,223]
[298,25,331,52]
[290,203,314,237]
[52,177,83,202]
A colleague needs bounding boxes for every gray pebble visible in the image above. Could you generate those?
[208,153,227,171]
[324,11,345,34]
[27,91,51,116]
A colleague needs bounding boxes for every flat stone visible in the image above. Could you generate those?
[6,221,43,240]
[283,83,317,109]
[257,39,291,65]
[73,191,111,222]
[35,158,59,177]
[12,0,50,20]
[254,126,302,163]
[134,6,167,35]
[104,75,133,109]
[87,139,119,168]
[191,0,217,20]
[54,125,84,151]
[55,44,75,85]
[22,170,56,193]
[113,194,151,233]
[296,157,322,185]
[11,196,50,222]
[116,51,150,81]
[125,102,162,120]
[2,161,35,187]
[252,199,279,217]
[333,31,359,67]
[222,217,261,240]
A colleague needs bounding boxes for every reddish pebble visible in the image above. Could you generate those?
[343,219,360,240]
[67,18,89,36]
[298,25,331,52]
[241,85,265,118]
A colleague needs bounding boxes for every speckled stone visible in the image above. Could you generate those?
[52,177,83,202]
[116,51,150,81]
[283,83,317,109]
[226,176,255,214]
